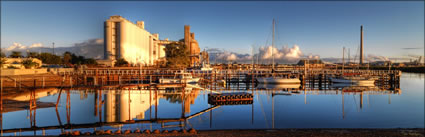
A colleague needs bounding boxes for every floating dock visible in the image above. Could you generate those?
[208,92,253,105]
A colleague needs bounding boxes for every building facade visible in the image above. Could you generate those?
[104,15,165,66]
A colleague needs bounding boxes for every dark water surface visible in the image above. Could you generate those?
[1,73,423,136]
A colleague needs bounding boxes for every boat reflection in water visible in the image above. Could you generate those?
[256,83,301,90]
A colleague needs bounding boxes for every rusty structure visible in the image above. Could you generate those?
[184,25,201,66]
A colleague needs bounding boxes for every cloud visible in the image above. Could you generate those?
[367,54,389,62]
[401,47,423,50]
[209,44,311,64]
[5,43,43,51]
[257,45,303,63]
[2,39,104,59]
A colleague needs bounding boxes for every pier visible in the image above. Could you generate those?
[0,67,401,92]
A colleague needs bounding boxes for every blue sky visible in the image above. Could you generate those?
[1,1,423,59]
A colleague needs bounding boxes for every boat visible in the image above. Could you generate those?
[159,71,200,84]
[330,76,377,84]
[256,19,301,84]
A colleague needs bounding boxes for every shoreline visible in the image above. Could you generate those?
[54,128,425,137]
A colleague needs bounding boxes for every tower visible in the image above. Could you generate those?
[360,25,364,64]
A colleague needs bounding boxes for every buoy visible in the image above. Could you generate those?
[60,131,70,136]
[171,130,179,134]
[104,130,112,135]
[134,129,141,133]
[180,129,187,133]
[94,130,104,135]
[72,131,81,136]
[83,132,91,135]
[124,130,131,134]
[143,129,151,134]
[189,128,197,134]
[153,129,160,134]
[162,130,169,133]
[114,130,122,134]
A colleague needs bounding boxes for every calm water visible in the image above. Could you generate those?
[1,73,424,136]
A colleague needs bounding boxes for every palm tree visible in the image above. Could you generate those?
[21,59,38,69]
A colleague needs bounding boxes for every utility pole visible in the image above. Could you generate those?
[52,42,55,55]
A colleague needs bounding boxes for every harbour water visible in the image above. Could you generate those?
[1,73,423,136]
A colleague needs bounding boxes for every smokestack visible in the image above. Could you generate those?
[360,25,364,64]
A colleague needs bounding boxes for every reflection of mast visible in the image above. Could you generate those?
[360,92,363,109]
[342,91,345,119]
[272,90,274,129]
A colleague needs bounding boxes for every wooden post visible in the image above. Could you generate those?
[42,77,45,88]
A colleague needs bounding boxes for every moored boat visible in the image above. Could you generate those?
[159,72,200,84]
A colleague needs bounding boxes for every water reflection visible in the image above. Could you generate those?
[0,73,423,136]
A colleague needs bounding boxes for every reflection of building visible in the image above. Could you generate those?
[102,15,165,66]
[104,88,201,122]
[104,90,158,122]
[183,88,200,114]
[4,88,58,101]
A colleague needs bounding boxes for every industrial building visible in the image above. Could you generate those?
[102,15,165,66]
[100,15,201,67]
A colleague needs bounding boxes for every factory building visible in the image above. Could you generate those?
[103,15,165,66]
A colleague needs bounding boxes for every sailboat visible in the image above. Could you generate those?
[256,19,301,84]
[331,28,377,85]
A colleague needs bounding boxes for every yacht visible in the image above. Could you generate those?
[159,71,200,84]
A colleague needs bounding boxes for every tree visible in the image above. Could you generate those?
[115,58,129,67]
[63,52,72,65]
[27,52,39,58]
[38,53,62,64]
[0,58,6,68]
[21,59,39,69]
[84,58,98,65]
[0,50,5,58]
[9,51,23,58]
[165,42,190,68]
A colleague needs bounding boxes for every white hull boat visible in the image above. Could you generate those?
[330,77,376,85]
[256,77,301,84]
[159,72,200,84]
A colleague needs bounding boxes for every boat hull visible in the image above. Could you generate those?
[159,78,200,84]
[330,77,375,85]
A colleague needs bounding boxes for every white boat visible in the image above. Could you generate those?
[256,77,301,84]
[159,72,200,84]
[330,76,376,85]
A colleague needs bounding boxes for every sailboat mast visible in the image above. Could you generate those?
[272,19,275,70]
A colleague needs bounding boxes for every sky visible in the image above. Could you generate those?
[1,1,424,60]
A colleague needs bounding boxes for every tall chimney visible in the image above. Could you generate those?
[360,25,364,64]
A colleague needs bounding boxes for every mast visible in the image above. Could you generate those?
[342,47,345,74]
[272,19,275,71]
